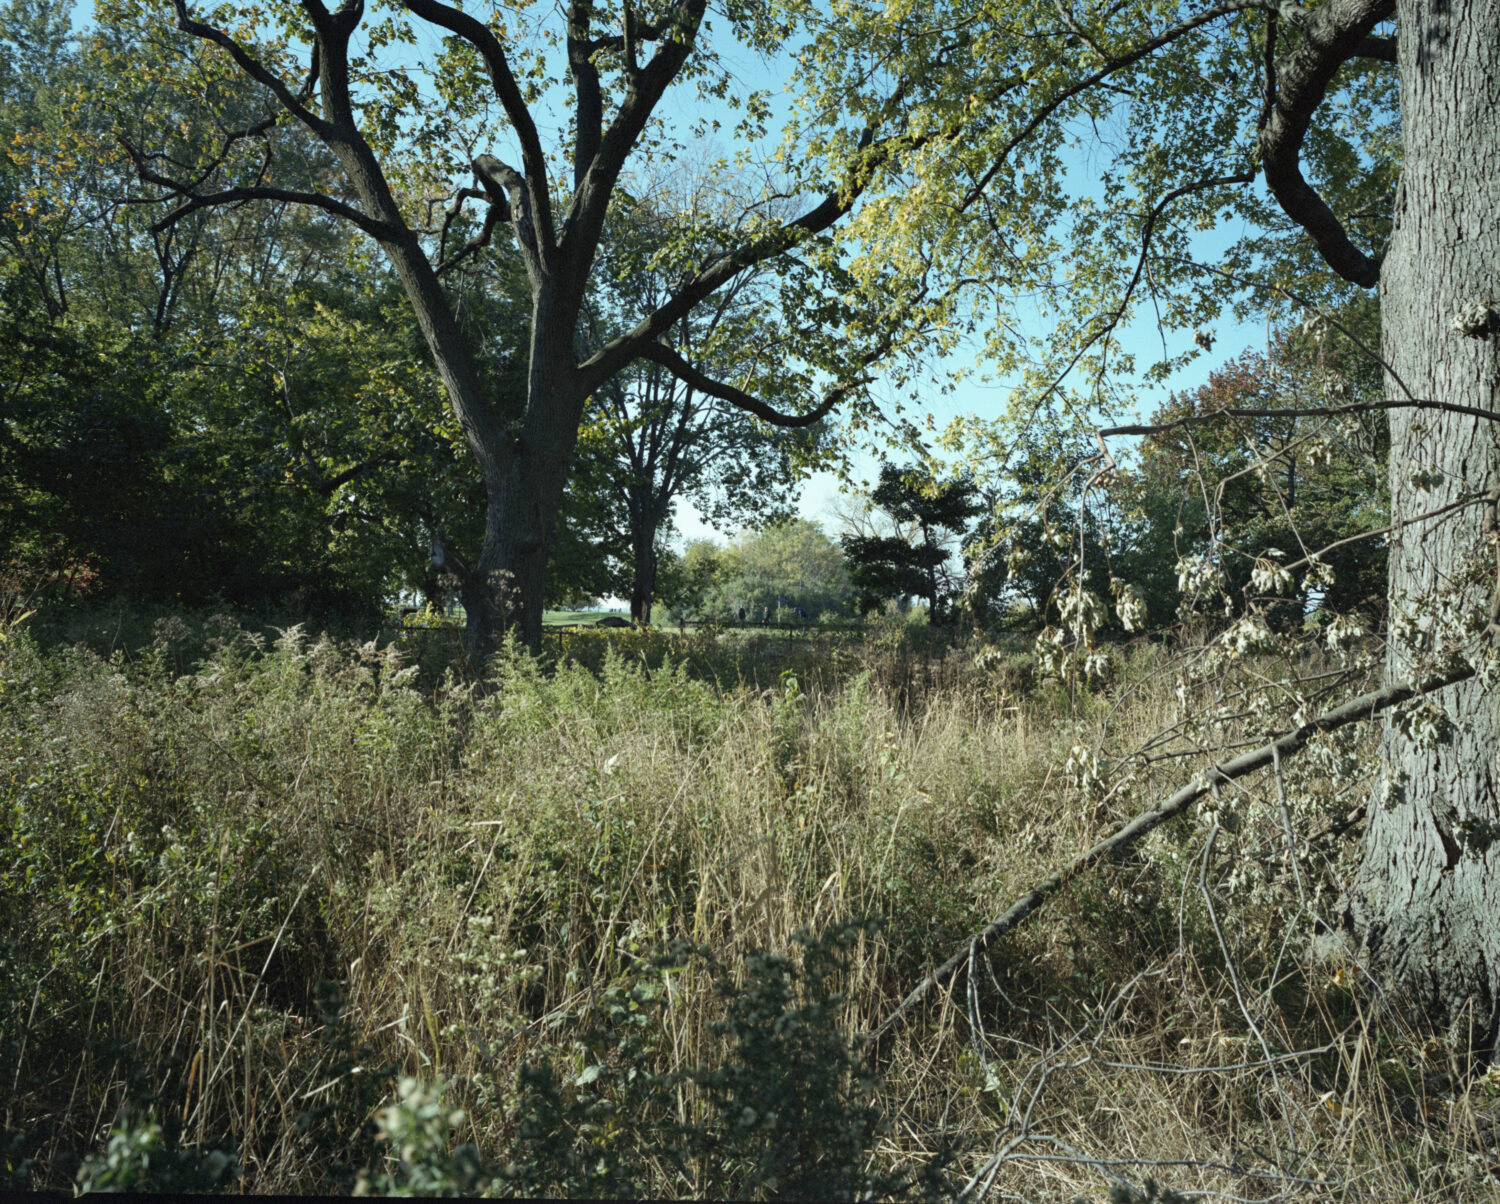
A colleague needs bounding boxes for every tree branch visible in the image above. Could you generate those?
[1037,172,1255,407]
[634,339,856,428]
[568,0,604,190]
[1100,397,1500,440]
[959,0,1282,212]
[473,155,540,275]
[401,0,557,259]
[1354,33,1396,63]
[1257,0,1392,288]
[558,0,711,296]
[297,0,365,127]
[171,0,329,138]
[436,198,505,275]
[575,127,887,390]
[865,660,1478,1049]
[317,449,403,495]
[150,185,397,241]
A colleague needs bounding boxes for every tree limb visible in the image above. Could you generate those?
[557,0,711,297]
[1100,397,1500,440]
[1038,172,1255,408]
[959,0,1284,213]
[436,200,505,275]
[473,155,541,271]
[316,449,403,495]
[150,185,397,241]
[171,0,330,138]
[575,127,887,391]
[401,0,557,260]
[1354,33,1396,62]
[864,661,1477,1049]
[634,339,857,428]
[568,0,604,190]
[1257,0,1392,288]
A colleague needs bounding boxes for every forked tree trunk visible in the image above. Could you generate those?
[373,234,567,661]
[1352,0,1500,1054]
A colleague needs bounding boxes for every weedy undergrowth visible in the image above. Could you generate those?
[3,605,1497,1199]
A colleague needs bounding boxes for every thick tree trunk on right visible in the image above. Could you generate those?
[1350,0,1500,1055]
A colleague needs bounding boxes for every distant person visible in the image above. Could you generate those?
[738,605,746,626]
[796,606,808,623]
[761,605,770,627]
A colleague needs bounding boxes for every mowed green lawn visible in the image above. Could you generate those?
[542,610,629,626]
[402,610,631,628]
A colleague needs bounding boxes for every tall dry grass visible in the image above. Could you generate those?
[2,606,1497,1198]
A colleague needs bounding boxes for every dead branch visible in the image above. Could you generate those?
[864,660,1476,1049]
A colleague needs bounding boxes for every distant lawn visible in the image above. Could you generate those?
[542,610,628,626]
[398,610,628,629]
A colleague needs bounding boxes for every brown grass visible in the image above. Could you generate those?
[2,609,1498,1199]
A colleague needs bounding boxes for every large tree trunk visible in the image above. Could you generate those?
[462,447,562,660]
[372,235,557,660]
[630,537,658,625]
[1351,0,1500,1055]
[462,332,587,659]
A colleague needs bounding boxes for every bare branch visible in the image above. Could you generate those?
[1100,397,1500,440]
[634,339,856,428]
[317,449,403,495]
[150,185,397,241]
[473,154,540,273]
[1157,254,1418,399]
[620,0,641,76]
[436,195,505,276]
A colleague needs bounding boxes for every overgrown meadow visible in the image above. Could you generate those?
[3,601,1498,1199]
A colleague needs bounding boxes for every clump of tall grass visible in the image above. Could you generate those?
[1,604,1494,1199]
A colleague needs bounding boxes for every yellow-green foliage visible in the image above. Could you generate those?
[1,613,1494,1199]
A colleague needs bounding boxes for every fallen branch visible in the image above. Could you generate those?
[863,661,1476,1048]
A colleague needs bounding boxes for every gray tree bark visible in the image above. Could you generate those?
[1351,0,1500,1053]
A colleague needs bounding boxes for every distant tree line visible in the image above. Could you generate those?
[668,315,1390,636]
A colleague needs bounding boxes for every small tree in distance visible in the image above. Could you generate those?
[575,195,832,626]
[840,464,983,625]
[668,520,855,624]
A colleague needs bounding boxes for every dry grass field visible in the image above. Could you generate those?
[3,600,1498,1199]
